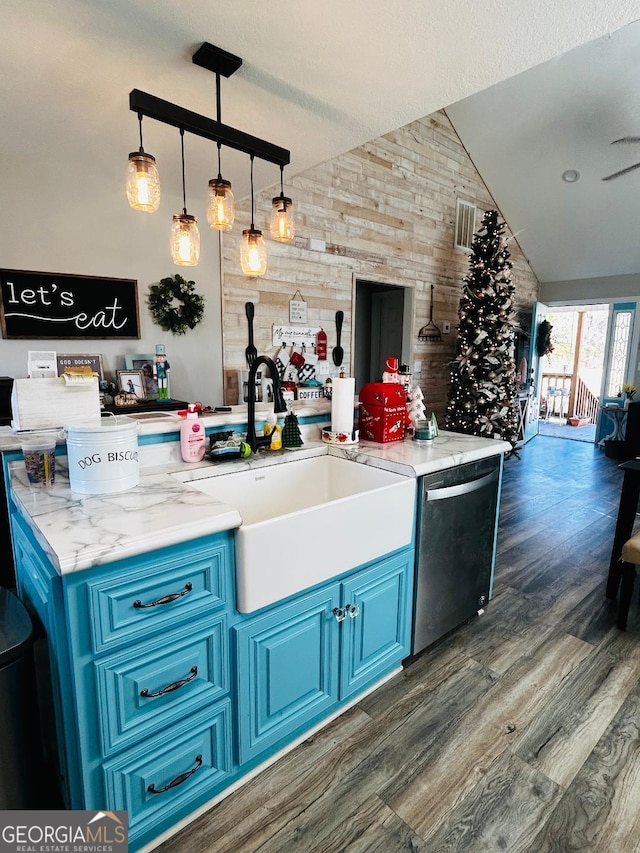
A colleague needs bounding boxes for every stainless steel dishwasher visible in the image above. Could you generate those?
[412,455,502,655]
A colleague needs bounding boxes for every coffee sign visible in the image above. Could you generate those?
[0,268,140,339]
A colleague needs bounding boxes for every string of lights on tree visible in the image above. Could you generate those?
[444,209,520,448]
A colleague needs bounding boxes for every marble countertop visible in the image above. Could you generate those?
[331,430,512,477]
[6,427,510,576]
[8,456,244,575]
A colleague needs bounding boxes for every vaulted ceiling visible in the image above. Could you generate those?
[2,1,639,284]
[447,18,640,284]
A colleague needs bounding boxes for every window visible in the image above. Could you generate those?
[606,308,634,397]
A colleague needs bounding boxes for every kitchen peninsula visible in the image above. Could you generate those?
[0,409,510,852]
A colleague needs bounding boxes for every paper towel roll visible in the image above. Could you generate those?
[331,376,355,434]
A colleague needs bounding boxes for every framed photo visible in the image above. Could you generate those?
[124,353,157,398]
[57,353,104,382]
[117,369,146,399]
[125,353,154,370]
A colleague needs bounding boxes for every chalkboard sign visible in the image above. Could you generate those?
[0,269,140,339]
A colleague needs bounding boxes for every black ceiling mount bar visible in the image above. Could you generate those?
[129,42,290,168]
[192,42,243,78]
[129,90,290,167]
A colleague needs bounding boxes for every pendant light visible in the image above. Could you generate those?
[207,147,235,230]
[206,72,235,231]
[240,155,267,277]
[126,112,160,213]
[269,165,295,243]
[170,129,200,266]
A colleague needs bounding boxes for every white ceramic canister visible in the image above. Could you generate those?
[65,415,140,494]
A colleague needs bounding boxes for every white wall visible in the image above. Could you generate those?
[540,273,640,305]
[0,141,225,406]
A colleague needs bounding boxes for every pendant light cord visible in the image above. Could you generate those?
[280,164,285,197]
[137,112,144,154]
[250,155,255,229]
[215,73,223,180]
[180,127,187,215]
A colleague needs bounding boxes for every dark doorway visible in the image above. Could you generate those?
[354,280,407,393]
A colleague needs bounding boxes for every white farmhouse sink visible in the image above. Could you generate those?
[174,455,416,612]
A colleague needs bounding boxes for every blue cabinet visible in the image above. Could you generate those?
[11,516,236,852]
[235,548,413,765]
[340,551,412,699]
[235,586,341,763]
[10,488,413,851]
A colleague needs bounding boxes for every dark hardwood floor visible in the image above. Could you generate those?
[155,436,640,853]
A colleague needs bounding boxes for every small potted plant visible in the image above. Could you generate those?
[623,383,637,409]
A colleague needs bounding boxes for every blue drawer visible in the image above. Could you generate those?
[102,700,232,841]
[95,615,228,756]
[86,537,231,654]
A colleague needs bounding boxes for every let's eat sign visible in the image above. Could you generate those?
[0,269,140,339]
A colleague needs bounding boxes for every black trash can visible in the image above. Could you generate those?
[0,586,44,808]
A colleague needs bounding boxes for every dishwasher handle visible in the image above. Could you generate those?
[424,468,499,502]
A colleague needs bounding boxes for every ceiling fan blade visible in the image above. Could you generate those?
[602,161,640,181]
[611,137,640,144]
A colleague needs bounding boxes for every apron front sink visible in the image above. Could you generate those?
[174,455,415,612]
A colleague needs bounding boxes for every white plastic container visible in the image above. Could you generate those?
[180,404,206,462]
[65,415,139,495]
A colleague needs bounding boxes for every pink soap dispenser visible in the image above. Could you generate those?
[180,404,206,462]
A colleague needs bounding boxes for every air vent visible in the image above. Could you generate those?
[454,199,477,251]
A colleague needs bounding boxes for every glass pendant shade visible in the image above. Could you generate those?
[126,152,161,213]
[206,177,235,230]
[171,213,200,266]
[240,228,267,276]
[269,194,295,242]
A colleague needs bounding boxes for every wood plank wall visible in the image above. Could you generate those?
[221,109,539,413]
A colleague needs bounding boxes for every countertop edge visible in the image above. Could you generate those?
[6,431,509,576]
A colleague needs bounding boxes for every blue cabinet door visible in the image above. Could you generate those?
[235,585,341,765]
[340,551,413,700]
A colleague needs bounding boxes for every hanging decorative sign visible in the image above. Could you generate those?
[289,289,308,324]
[0,269,140,339]
[272,324,322,348]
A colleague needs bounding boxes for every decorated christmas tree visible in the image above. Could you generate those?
[445,209,519,447]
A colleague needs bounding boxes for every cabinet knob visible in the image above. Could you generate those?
[345,603,360,618]
[332,607,346,623]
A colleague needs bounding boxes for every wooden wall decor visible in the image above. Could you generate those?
[0,268,140,339]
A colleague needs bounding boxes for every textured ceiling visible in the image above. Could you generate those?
[2,0,640,283]
[447,18,640,284]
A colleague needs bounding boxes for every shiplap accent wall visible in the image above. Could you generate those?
[221,109,539,412]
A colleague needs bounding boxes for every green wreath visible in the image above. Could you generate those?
[536,319,554,357]
[148,274,205,335]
